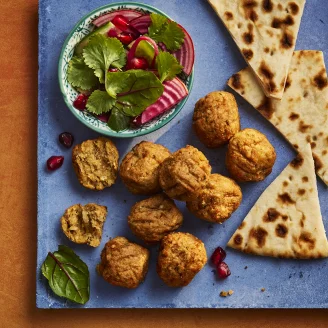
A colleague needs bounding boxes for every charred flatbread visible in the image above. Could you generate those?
[227,144,328,259]
[228,50,328,186]
[208,0,306,99]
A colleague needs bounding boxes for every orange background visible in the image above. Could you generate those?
[1,1,328,327]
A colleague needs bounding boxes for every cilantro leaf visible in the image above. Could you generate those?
[148,14,185,51]
[148,13,167,36]
[67,56,98,90]
[84,70,164,131]
[107,70,164,117]
[86,90,115,114]
[107,107,131,132]
[105,71,133,98]
[82,35,126,83]
[156,52,183,82]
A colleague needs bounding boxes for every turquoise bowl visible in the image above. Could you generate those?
[58,2,194,138]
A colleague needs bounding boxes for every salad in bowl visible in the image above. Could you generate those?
[59,2,195,137]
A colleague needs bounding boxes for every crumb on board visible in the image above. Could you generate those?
[220,290,234,297]
[261,288,266,292]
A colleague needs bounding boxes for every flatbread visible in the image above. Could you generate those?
[207,0,306,99]
[227,143,328,259]
[228,50,328,186]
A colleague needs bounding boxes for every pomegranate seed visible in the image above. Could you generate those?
[117,32,134,45]
[211,247,226,266]
[112,15,129,31]
[73,94,88,111]
[217,262,231,279]
[107,28,118,38]
[128,57,148,70]
[108,68,119,72]
[59,132,74,148]
[47,156,64,171]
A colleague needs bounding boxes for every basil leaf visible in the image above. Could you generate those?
[41,245,90,305]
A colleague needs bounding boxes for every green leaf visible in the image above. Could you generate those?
[83,35,126,83]
[105,71,134,98]
[86,90,115,114]
[148,13,167,37]
[67,56,98,90]
[106,70,164,117]
[41,245,90,305]
[107,107,131,131]
[148,14,185,51]
[156,52,183,82]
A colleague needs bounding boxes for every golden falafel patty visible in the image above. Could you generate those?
[186,174,242,224]
[159,145,211,201]
[157,232,207,287]
[193,91,240,148]
[72,137,119,190]
[128,194,183,244]
[120,141,171,195]
[226,128,276,182]
[98,237,150,289]
[61,203,107,247]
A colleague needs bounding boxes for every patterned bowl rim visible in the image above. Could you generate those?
[58,1,194,138]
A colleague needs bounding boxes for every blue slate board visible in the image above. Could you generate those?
[37,0,328,308]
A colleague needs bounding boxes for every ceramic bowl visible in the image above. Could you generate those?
[58,2,194,138]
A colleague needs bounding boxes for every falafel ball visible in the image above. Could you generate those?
[226,128,276,182]
[120,141,171,195]
[61,203,107,247]
[159,145,211,201]
[193,91,240,148]
[98,237,150,289]
[72,137,119,190]
[186,174,242,224]
[128,194,183,244]
[157,232,207,287]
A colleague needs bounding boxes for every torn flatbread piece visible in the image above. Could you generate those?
[228,50,328,185]
[207,0,306,99]
[228,144,328,259]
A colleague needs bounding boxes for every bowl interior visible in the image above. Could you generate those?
[58,2,194,138]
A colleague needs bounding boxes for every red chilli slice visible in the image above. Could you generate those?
[92,10,143,27]
[133,77,188,126]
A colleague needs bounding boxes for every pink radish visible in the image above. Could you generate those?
[92,10,142,27]
[133,77,188,126]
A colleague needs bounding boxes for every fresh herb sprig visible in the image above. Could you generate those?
[148,13,185,51]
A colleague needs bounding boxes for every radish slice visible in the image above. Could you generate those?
[127,36,159,68]
[173,25,195,76]
[133,78,188,126]
[92,10,143,27]
[129,15,151,34]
